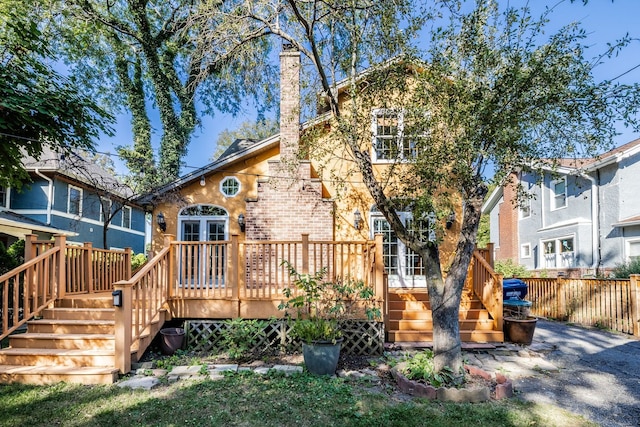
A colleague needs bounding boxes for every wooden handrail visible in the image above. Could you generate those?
[470,250,503,331]
[113,245,171,374]
[1,246,62,341]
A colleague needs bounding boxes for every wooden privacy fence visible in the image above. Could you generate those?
[523,275,640,336]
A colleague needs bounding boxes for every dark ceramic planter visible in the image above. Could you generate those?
[301,338,343,375]
[159,327,185,355]
[504,316,537,345]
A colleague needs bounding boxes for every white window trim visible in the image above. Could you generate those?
[220,176,241,198]
[540,235,575,268]
[121,205,132,229]
[371,108,404,163]
[100,197,112,223]
[519,197,531,219]
[0,186,9,209]
[520,243,531,259]
[625,238,640,262]
[178,204,229,241]
[67,185,83,216]
[551,177,567,211]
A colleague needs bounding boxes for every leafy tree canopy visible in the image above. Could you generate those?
[0,1,112,190]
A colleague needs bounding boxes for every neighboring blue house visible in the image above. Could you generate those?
[0,147,146,254]
[483,138,640,278]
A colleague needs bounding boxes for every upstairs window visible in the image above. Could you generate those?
[121,206,132,229]
[0,186,7,209]
[100,198,112,223]
[68,185,82,216]
[371,109,419,162]
[519,197,531,219]
[551,177,567,210]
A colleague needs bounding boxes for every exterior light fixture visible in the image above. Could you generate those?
[200,175,206,186]
[238,213,246,232]
[112,289,122,307]
[354,209,362,230]
[157,213,167,232]
[446,211,456,229]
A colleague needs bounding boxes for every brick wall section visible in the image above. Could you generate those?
[246,161,334,241]
[495,178,519,261]
[245,48,334,241]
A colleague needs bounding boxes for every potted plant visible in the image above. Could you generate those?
[503,299,537,345]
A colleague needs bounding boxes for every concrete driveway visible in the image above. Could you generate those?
[515,319,640,427]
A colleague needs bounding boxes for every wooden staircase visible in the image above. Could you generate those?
[387,288,504,343]
[0,294,161,385]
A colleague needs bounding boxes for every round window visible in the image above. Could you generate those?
[220,177,240,197]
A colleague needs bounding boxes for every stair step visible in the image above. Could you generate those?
[42,307,114,321]
[9,333,114,350]
[388,330,504,343]
[0,348,115,367]
[57,296,113,309]
[0,365,119,385]
[28,319,115,334]
[388,309,490,321]
[388,319,496,331]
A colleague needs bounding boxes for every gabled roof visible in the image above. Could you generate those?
[22,146,136,200]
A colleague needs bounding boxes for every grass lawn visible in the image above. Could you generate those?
[0,370,596,427]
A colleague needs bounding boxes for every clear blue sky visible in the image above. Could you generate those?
[97,0,640,176]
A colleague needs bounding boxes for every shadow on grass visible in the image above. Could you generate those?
[0,372,594,427]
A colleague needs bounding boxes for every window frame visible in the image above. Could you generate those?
[220,176,241,197]
[371,109,421,163]
[541,235,575,268]
[626,239,640,262]
[67,185,83,216]
[0,186,8,209]
[121,205,132,229]
[100,197,112,223]
[551,177,567,211]
[520,243,531,259]
[519,196,531,219]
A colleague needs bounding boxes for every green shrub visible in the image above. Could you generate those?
[220,318,269,361]
[401,350,464,388]
[131,253,147,271]
[494,258,529,278]
[612,258,640,278]
[0,239,24,274]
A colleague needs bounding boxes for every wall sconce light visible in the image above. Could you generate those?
[353,209,362,230]
[112,289,122,307]
[157,213,167,232]
[200,175,206,186]
[238,213,246,232]
[446,211,456,229]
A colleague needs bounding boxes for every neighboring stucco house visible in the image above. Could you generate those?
[0,147,146,253]
[483,138,640,277]
[141,48,460,288]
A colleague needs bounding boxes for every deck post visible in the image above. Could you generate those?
[24,234,37,261]
[85,242,94,294]
[113,281,132,374]
[124,247,132,280]
[163,234,175,297]
[374,234,387,334]
[301,234,309,274]
[54,235,67,299]
[630,275,640,337]
[230,235,240,317]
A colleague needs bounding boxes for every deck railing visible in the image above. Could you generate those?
[169,234,382,302]
[0,236,65,341]
[113,242,172,374]
[469,250,503,331]
[525,275,640,336]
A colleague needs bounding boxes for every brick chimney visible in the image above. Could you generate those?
[279,45,300,162]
